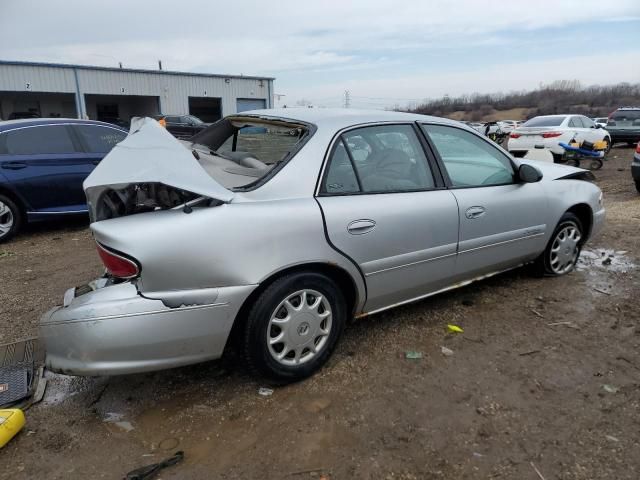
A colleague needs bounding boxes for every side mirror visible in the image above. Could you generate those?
[518,163,543,183]
[594,124,601,129]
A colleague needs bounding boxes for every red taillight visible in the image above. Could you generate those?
[510,133,521,138]
[96,243,140,279]
[636,142,640,154]
[542,131,562,138]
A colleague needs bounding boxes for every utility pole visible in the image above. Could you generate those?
[344,90,351,109]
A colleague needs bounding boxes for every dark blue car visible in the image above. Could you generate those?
[0,118,128,242]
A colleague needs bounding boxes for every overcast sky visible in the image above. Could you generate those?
[1,0,639,109]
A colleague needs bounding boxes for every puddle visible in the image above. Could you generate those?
[577,248,635,274]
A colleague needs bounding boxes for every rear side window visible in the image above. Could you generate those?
[422,124,514,187]
[523,116,566,127]
[3,125,76,155]
[321,124,435,194]
[166,116,181,123]
[75,125,126,153]
[568,117,582,128]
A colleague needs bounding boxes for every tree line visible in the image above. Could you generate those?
[407,80,640,120]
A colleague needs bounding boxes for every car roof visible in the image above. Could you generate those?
[0,118,127,132]
[230,108,462,130]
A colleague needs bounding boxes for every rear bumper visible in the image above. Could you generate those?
[40,281,256,376]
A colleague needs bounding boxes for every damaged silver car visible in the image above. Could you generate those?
[40,110,605,382]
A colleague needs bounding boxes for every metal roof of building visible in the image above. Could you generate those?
[0,59,274,81]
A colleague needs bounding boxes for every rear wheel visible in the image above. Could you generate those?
[532,212,584,276]
[635,180,640,194]
[243,272,346,383]
[0,194,22,243]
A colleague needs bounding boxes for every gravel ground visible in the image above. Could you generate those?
[1,146,639,479]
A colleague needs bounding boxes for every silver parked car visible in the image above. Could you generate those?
[41,110,605,382]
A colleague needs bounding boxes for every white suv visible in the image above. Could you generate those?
[508,115,611,161]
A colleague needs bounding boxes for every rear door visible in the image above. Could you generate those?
[421,123,548,279]
[71,122,127,180]
[0,124,90,212]
[316,123,460,313]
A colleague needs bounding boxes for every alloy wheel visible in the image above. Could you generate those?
[0,200,14,239]
[267,289,332,366]
[549,224,581,274]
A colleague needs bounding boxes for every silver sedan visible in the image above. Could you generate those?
[40,110,605,382]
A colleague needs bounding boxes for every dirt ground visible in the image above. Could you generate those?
[1,146,639,479]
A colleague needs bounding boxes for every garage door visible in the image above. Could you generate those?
[236,98,266,113]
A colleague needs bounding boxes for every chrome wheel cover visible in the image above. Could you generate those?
[549,224,581,274]
[0,200,14,238]
[267,289,332,366]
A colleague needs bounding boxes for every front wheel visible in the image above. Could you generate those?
[533,213,584,276]
[243,272,346,383]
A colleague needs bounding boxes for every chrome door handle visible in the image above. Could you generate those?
[347,219,376,235]
[465,206,486,219]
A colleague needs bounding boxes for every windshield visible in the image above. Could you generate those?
[610,111,640,121]
[523,116,566,127]
[188,117,310,189]
[187,115,204,125]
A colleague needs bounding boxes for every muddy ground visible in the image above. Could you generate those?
[1,146,639,479]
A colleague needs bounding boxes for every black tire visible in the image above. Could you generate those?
[635,180,640,194]
[0,194,22,243]
[552,153,565,163]
[243,272,346,384]
[602,137,611,154]
[532,212,584,276]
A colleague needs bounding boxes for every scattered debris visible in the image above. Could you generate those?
[447,324,464,333]
[605,435,620,442]
[0,251,14,258]
[125,450,184,480]
[530,461,547,480]
[531,309,545,319]
[547,321,580,330]
[405,351,423,359]
[288,467,327,477]
[258,387,274,397]
[593,287,612,296]
[472,452,484,458]
[602,384,619,394]
[441,346,454,357]
[519,350,541,356]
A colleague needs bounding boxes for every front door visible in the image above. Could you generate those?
[316,123,460,313]
[421,123,548,279]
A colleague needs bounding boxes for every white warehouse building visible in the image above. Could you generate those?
[0,60,274,123]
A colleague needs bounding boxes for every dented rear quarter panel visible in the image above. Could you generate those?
[90,196,366,311]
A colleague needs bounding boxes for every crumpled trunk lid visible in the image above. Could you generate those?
[84,117,233,220]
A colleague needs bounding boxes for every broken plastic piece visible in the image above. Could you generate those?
[258,387,274,396]
[405,351,423,359]
[441,346,454,356]
[447,324,464,333]
[602,384,618,394]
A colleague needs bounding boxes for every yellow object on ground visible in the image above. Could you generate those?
[0,409,25,448]
[593,140,607,150]
[447,324,464,333]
